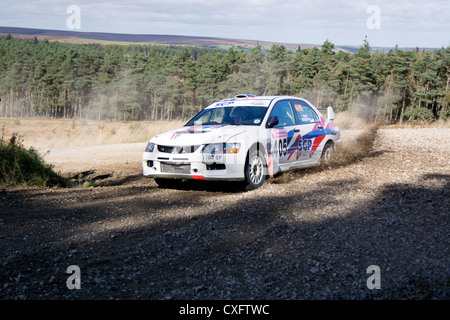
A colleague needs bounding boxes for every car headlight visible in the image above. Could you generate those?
[145,142,155,152]
[202,143,241,154]
[225,143,241,154]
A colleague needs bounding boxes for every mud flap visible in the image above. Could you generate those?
[268,154,274,177]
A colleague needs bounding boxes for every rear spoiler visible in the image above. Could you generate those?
[318,106,336,121]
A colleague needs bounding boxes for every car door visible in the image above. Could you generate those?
[290,99,324,164]
[266,100,302,173]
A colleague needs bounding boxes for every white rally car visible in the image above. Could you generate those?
[143,94,342,190]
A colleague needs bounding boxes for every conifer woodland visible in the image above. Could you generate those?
[0,35,449,123]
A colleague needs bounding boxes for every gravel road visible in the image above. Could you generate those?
[0,127,449,300]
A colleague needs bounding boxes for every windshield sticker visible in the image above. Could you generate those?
[246,100,270,106]
[215,100,235,107]
[212,99,270,108]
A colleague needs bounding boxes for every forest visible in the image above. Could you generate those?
[0,34,449,123]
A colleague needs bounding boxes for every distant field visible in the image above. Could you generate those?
[0,118,184,150]
[0,112,364,151]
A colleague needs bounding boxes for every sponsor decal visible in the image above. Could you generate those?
[270,128,288,139]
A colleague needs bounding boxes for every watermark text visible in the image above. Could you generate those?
[66,5,81,30]
[366,5,381,30]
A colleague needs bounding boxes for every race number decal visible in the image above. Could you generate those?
[272,138,287,157]
[278,138,287,157]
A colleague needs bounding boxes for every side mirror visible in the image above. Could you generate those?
[267,116,279,128]
[327,106,335,121]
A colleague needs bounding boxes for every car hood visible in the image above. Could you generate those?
[150,124,251,146]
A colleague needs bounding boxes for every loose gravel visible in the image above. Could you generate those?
[0,127,449,300]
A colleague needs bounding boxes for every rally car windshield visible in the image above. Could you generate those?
[185,106,268,127]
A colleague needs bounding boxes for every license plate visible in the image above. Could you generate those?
[202,154,223,162]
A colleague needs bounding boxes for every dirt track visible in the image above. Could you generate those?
[0,128,449,300]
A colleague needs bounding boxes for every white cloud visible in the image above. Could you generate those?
[0,0,448,47]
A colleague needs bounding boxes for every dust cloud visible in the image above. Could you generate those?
[328,124,379,168]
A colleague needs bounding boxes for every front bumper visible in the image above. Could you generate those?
[142,148,246,181]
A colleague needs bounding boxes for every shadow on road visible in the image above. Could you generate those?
[0,171,448,300]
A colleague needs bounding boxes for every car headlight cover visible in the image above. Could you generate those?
[202,143,241,154]
[145,142,155,152]
[225,142,241,154]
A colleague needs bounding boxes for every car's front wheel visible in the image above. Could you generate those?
[243,149,266,191]
[319,141,334,168]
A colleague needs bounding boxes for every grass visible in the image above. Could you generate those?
[0,119,185,189]
[334,111,450,130]
[0,131,70,188]
[380,118,450,129]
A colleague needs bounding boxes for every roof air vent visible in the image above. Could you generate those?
[235,94,255,98]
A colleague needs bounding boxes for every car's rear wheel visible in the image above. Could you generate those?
[244,149,266,191]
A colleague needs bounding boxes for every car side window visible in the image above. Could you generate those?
[292,100,320,124]
[268,100,295,127]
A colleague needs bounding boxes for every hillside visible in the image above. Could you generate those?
[0,26,325,50]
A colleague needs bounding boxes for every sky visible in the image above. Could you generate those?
[0,0,449,48]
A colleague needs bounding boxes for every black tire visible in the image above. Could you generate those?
[319,141,334,168]
[243,148,267,191]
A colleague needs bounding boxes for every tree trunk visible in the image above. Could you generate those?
[399,86,407,124]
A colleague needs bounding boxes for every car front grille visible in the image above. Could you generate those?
[157,145,201,154]
[160,162,191,174]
